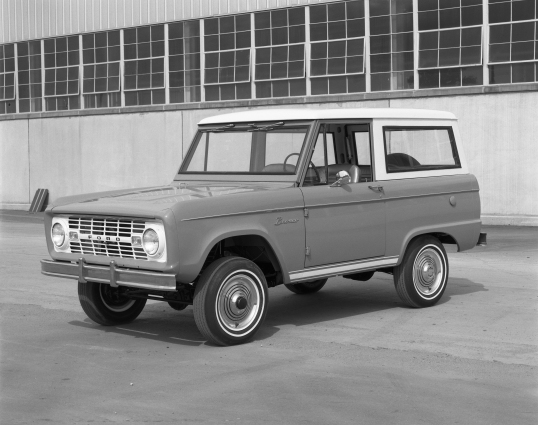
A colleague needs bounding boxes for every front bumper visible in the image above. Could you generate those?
[41,258,177,291]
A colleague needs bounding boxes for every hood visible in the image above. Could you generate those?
[50,181,293,216]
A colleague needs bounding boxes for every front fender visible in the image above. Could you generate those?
[174,216,300,283]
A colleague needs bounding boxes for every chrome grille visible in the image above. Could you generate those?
[68,216,147,260]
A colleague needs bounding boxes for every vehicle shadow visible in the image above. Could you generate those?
[264,275,487,327]
[68,276,486,346]
[68,305,281,347]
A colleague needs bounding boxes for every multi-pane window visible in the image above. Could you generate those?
[169,21,201,103]
[204,15,251,101]
[254,8,307,98]
[370,0,414,91]
[488,0,538,84]
[310,0,366,95]
[82,30,121,109]
[418,0,483,88]
[0,44,16,114]
[17,41,42,113]
[124,25,165,106]
[43,36,80,111]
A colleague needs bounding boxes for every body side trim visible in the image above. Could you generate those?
[289,256,399,282]
[181,205,304,222]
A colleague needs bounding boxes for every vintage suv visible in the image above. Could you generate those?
[41,108,486,346]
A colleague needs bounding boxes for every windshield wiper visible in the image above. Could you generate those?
[200,123,235,133]
[247,122,284,132]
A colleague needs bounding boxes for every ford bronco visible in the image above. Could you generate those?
[41,108,485,346]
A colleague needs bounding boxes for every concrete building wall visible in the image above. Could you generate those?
[0,119,29,208]
[1,91,537,225]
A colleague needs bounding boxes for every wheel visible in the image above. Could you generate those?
[284,278,328,294]
[193,257,269,346]
[168,302,188,311]
[78,282,147,325]
[393,236,449,308]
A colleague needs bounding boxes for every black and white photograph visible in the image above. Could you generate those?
[0,0,537,424]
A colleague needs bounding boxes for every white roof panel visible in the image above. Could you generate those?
[199,108,457,125]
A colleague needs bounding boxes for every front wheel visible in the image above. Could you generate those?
[78,282,147,325]
[193,257,269,346]
[284,278,328,294]
[393,236,449,308]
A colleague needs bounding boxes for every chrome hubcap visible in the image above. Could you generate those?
[412,246,444,298]
[217,273,261,332]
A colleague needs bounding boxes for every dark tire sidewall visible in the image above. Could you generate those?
[78,281,146,325]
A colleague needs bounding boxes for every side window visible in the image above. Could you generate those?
[354,132,370,166]
[352,130,372,182]
[311,132,335,167]
[384,127,461,173]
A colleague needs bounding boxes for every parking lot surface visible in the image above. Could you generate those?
[0,210,537,424]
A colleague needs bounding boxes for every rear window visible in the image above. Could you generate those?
[383,127,461,173]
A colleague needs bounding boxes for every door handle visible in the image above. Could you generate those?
[368,185,384,193]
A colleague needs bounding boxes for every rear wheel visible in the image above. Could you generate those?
[393,236,449,308]
[193,257,269,346]
[78,282,147,325]
[284,278,327,294]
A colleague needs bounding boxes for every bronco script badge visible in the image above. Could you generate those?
[275,217,299,226]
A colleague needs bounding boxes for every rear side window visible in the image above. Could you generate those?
[383,127,461,173]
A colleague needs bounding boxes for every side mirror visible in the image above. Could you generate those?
[330,170,351,187]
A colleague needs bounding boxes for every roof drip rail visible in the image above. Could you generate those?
[247,122,284,132]
[200,124,235,133]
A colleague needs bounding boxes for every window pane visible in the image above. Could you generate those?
[461,5,482,26]
[462,27,482,46]
[384,128,460,172]
[461,46,481,65]
[489,64,511,84]
[462,66,483,85]
[440,8,460,28]
[440,67,461,86]
[512,62,535,82]
[489,43,510,62]
[420,32,438,50]
[419,69,439,88]
[438,48,460,66]
[419,11,438,31]
[489,2,511,23]
[440,29,460,48]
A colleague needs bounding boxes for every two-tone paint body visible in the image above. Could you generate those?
[42,108,482,289]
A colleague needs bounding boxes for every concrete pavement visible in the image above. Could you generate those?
[0,210,537,424]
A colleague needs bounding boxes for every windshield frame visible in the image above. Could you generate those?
[176,120,316,182]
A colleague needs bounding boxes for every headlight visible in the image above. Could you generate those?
[143,228,159,256]
[52,223,65,247]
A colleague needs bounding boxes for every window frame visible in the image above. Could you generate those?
[43,36,80,99]
[168,20,202,104]
[123,24,166,106]
[372,119,468,181]
[178,122,312,177]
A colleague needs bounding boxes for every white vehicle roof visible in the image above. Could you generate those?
[199,108,456,125]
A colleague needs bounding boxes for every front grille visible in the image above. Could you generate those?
[68,216,148,260]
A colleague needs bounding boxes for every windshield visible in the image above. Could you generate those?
[180,123,311,174]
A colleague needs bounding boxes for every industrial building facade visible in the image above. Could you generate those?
[0,0,537,225]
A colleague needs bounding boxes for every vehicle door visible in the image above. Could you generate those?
[299,122,386,268]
